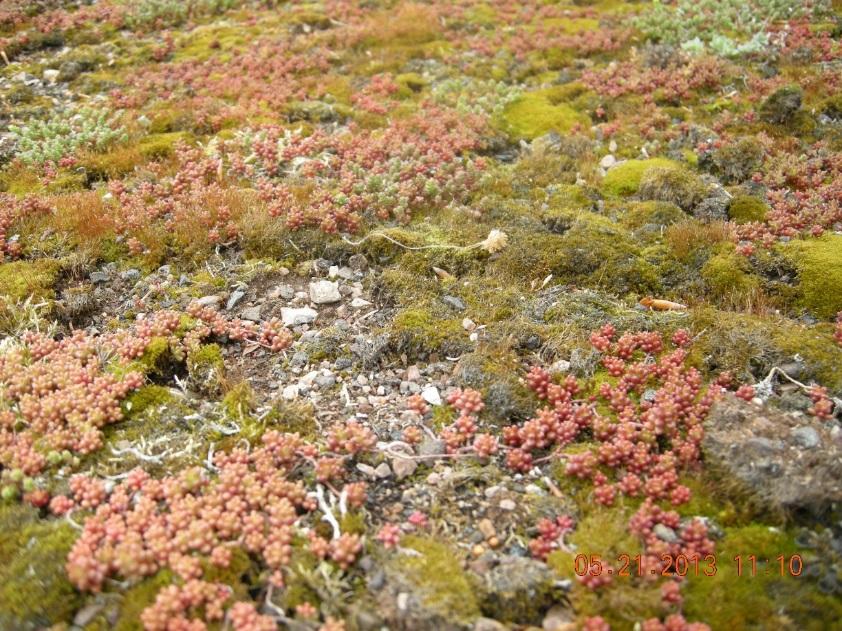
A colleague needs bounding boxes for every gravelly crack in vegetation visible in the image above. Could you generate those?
[1,1,842,630]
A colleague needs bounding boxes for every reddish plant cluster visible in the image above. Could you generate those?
[507,326,721,508]
[185,300,292,353]
[0,193,53,260]
[234,106,488,233]
[736,143,842,247]
[63,420,376,626]
[581,57,725,103]
[117,39,331,129]
[528,515,575,561]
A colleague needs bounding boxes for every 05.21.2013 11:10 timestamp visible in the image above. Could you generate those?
[573,553,804,578]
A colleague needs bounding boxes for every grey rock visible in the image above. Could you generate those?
[653,523,679,543]
[374,462,392,478]
[281,307,318,326]
[703,394,842,518]
[278,284,295,300]
[89,271,110,284]
[226,290,246,310]
[197,295,221,307]
[309,280,341,304]
[291,352,308,367]
[474,619,508,631]
[241,306,262,322]
[418,438,447,457]
[348,253,369,271]
[315,373,336,388]
[792,426,820,449]
[442,295,466,311]
[693,183,731,222]
[421,386,441,405]
[121,268,141,281]
[392,456,417,480]
[477,556,561,625]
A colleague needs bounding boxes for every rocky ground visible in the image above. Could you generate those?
[1,1,842,630]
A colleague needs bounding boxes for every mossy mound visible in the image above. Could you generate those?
[727,195,769,224]
[701,247,761,301]
[602,158,679,197]
[498,88,589,140]
[780,234,842,320]
[620,201,686,231]
[683,524,842,630]
[385,536,481,624]
[0,505,81,630]
[0,258,61,302]
[637,165,708,211]
[689,308,842,390]
[186,343,225,395]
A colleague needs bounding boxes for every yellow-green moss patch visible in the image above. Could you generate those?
[728,195,769,224]
[0,258,60,304]
[602,158,679,197]
[498,89,590,140]
[780,234,842,320]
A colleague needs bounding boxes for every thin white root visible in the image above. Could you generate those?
[313,484,342,540]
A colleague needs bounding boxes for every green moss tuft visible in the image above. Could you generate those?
[138,132,194,160]
[498,89,589,140]
[637,165,708,211]
[780,234,842,320]
[393,536,481,622]
[0,505,81,630]
[187,343,225,395]
[222,381,256,419]
[113,570,175,631]
[122,384,173,417]
[701,247,761,300]
[0,259,61,302]
[602,158,680,197]
[683,524,842,630]
[727,195,769,224]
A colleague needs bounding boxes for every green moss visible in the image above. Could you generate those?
[0,258,60,302]
[547,507,662,628]
[780,234,842,320]
[393,536,481,622]
[391,306,466,358]
[551,212,660,294]
[187,343,225,395]
[0,505,81,629]
[620,201,686,231]
[684,524,841,630]
[122,384,174,417]
[688,307,842,390]
[701,248,761,300]
[263,399,318,438]
[201,547,255,601]
[133,336,178,378]
[637,165,708,211]
[728,195,769,223]
[113,570,175,631]
[339,511,366,535]
[46,172,87,193]
[498,89,589,140]
[602,158,679,197]
[222,381,256,419]
[278,547,321,611]
[138,132,193,160]
[395,72,427,96]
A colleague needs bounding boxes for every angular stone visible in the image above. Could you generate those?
[309,280,341,304]
[281,307,317,326]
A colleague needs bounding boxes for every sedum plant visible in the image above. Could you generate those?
[8,107,127,166]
